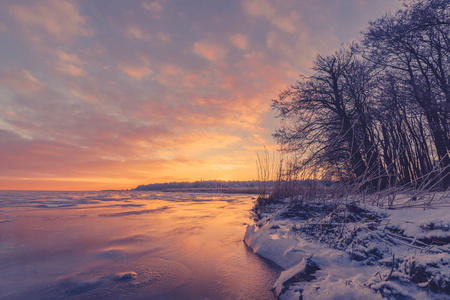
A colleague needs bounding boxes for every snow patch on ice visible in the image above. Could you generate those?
[114,271,138,281]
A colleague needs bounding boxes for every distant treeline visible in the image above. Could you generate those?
[134,179,330,192]
[134,180,263,191]
[273,0,450,190]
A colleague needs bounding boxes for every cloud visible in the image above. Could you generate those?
[0,70,44,94]
[70,88,99,103]
[243,0,275,19]
[119,62,153,79]
[229,33,249,50]
[0,0,403,190]
[126,25,150,41]
[0,21,7,33]
[192,41,227,62]
[120,65,153,79]
[174,131,242,155]
[181,73,210,89]
[157,65,185,86]
[272,11,300,33]
[158,32,171,43]
[243,0,300,33]
[9,0,89,43]
[52,51,86,76]
[142,1,163,13]
[0,128,176,190]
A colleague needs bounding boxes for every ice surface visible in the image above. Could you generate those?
[0,191,279,299]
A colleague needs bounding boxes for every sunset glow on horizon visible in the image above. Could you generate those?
[0,0,402,191]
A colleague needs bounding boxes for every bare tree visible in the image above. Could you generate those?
[273,44,384,189]
[272,0,450,195]
[363,0,450,187]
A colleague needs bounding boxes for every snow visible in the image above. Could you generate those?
[382,206,450,243]
[244,224,307,269]
[245,194,450,299]
[273,257,309,296]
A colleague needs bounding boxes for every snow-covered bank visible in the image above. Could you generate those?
[244,194,450,299]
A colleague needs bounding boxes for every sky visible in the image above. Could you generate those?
[0,0,402,191]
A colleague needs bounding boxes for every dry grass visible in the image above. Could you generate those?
[256,147,449,211]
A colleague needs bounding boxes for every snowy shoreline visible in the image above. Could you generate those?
[244,194,450,299]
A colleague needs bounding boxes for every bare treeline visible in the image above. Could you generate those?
[272,0,450,191]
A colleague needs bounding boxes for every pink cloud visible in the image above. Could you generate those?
[192,41,227,62]
[158,32,171,43]
[9,0,89,43]
[125,25,150,41]
[0,70,44,94]
[0,0,404,190]
[243,0,275,19]
[272,11,300,33]
[0,21,7,33]
[243,0,300,34]
[142,1,163,13]
[55,63,85,76]
[119,64,153,79]
[157,65,185,86]
[69,88,99,103]
[51,51,86,76]
[229,33,249,50]
[57,51,85,65]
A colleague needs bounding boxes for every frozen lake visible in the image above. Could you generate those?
[0,191,279,299]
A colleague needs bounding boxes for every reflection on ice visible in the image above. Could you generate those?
[99,206,170,217]
[0,191,278,299]
[42,256,192,299]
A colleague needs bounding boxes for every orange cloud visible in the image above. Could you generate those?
[175,131,242,153]
[192,41,226,62]
[0,0,405,191]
